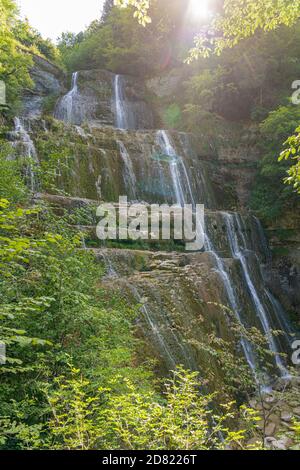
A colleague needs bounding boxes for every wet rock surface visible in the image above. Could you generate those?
[11,63,300,395]
[22,55,65,118]
[248,386,300,450]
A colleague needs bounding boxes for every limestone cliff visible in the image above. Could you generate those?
[6,63,299,390]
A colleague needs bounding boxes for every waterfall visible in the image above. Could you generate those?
[10,117,39,192]
[265,290,295,346]
[156,129,263,378]
[117,140,137,200]
[55,72,79,124]
[99,253,196,370]
[13,117,38,162]
[114,75,130,129]
[113,74,154,130]
[101,251,118,279]
[127,283,198,371]
[253,216,272,264]
[223,212,290,377]
[157,129,292,380]
[156,130,192,207]
[178,132,216,209]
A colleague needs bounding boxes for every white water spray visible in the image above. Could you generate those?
[55,72,79,124]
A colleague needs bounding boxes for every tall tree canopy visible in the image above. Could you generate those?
[114,0,300,195]
[0,0,61,114]
[114,0,300,57]
[0,0,32,111]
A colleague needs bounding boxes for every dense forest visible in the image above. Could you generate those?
[0,0,300,451]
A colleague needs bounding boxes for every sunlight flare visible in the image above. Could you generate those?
[188,0,210,20]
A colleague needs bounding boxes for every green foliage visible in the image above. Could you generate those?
[0,198,48,374]
[1,0,300,451]
[116,0,300,63]
[0,0,62,115]
[163,103,181,129]
[46,367,106,450]
[58,8,153,75]
[187,0,300,61]
[58,0,187,76]
[0,153,277,450]
[279,126,300,194]
[57,32,84,72]
[188,22,300,120]
[0,0,33,113]
[292,420,300,444]
[251,106,300,220]
[0,182,155,449]
[114,0,152,27]
[105,367,224,450]
[13,19,61,64]
[0,140,28,202]
[44,366,263,450]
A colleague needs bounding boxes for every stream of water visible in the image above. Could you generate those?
[156,130,260,377]
[52,71,296,383]
[9,117,39,192]
[55,72,79,124]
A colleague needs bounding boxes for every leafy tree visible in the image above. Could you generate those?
[45,366,263,450]
[189,0,300,60]
[0,158,155,449]
[101,0,115,21]
[0,141,28,202]
[59,0,187,76]
[13,18,61,64]
[279,126,300,194]
[0,0,33,113]
[57,32,84,71]
[115,0,300,59]
[0,0,62,114]
[114,0,152,27]
[251,106,300,220]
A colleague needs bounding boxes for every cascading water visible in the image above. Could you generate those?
[156,130,259,376]
[13,117,38,161]
[101,251,118,279]
[117,140,137,200]
[177,132,216,209]
[127,284,179,370]
[156,130,193,207]
[265,290,295,347]
[50,68,296,384]
[55,72,80,124]
[10,117,39,192]
[130,276,201,371]
[99,253,196,371]
[155,129,296,381]
[114,75,129,129]
[223,212,290,378]
[113,74,154,130]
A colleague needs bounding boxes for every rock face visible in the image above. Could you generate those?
[22,55,65,118]
[31,121,215,206]
[147,69,300,325]
[265,212,300,318]
[248,389,300,450]
[147,69,262,210]
[54,69,154,129]
[11,65,300,390]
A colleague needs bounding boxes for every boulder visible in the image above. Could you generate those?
[265,422,277,436]
[281,411,292,422]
